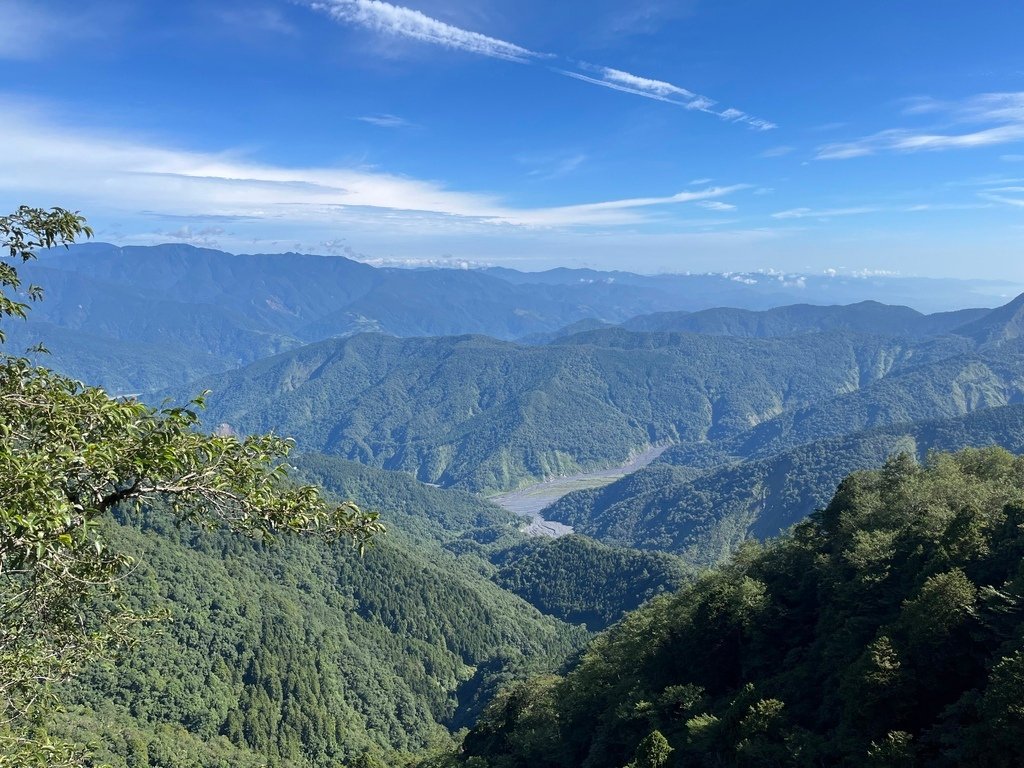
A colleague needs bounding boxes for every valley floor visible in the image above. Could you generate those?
[489,444,670,536]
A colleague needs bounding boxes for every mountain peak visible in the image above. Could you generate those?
[953,292,1024,344]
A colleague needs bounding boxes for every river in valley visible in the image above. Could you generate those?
[489,444,670,537]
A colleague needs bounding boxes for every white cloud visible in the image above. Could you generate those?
[159,225,227,248]
[304,1,774,131]
[0,100,747,231]
[307,0,538,61]
[601,67,695,99]
[557,69,688,106]
[772,202,991,219]
[357,113,412,128]
[518,151,587,180]
[818,92,1024,159]
[698,200,736,211]
[982,193,1024,209]
[760,145,794,158]
[560,66,775,130]
[772,206,879,220]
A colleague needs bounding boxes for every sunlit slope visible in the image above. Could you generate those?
[185,329,935,492]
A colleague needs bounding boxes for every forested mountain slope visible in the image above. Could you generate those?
[55,455,691,767]
[547,404,1024,562]
[183,293,1024,496]
[291,453,692,631]
[457,448,1024,768]
[58,500,587,767]
[185,330,932,492]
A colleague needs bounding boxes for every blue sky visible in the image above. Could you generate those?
[2,1,1024,278]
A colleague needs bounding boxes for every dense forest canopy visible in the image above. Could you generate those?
[457,448,1024,768]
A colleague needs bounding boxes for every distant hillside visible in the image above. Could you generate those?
[15,242,1017,392]
[619,300,988,338]
[184,329,935,492]
[953,292,1024,344]
[546,404,1024,563]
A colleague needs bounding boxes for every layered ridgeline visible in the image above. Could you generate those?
[181,294,1024,494]
[456,448,1024,768]
[17,242,1015,392]
[56,456,688,767]
[546,404,1024,564]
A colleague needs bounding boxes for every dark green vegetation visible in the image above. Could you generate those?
[490,536,691,631]
[18,242,1013,392]
[547,404,1024,564]
[459,448,1024,767]
[292,454,691,632]
[47,452,693,767]
[57,500,587,767]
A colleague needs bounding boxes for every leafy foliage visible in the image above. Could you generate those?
[458,448,1024,767]
[0,206,92,342]
[0,207,380,765]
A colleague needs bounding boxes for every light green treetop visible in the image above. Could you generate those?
[0,206,384,766]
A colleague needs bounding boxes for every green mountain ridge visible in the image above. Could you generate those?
[546,404,1024,563]
[18,242,1018,392]
[182,329,938,493]
[618,300,989,339]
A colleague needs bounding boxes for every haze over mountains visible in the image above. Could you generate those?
[12,242,1019,394]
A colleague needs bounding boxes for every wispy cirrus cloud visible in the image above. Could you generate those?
[760,145,795,158]
[772,206,880,220]
[557,68,714,112]
[308,0,539,61]
[772,202,990,219]
[0,99,748,231]
[698,200,736,211]
[357,113,413,128]
[304,1,774,131]
[818,92,1024,159]
[982,193,1024,209]
[517,151,588,180]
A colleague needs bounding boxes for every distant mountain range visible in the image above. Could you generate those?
[12,242,1020,392]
